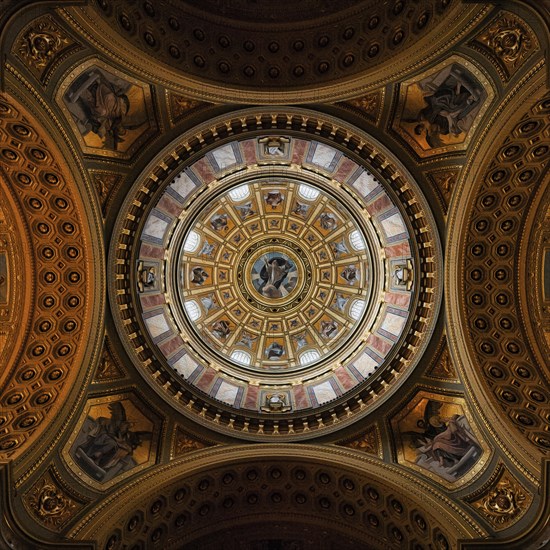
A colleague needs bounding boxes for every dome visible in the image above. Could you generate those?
[110,109,441,438]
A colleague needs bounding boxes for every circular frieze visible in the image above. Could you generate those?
[109,109,442,439]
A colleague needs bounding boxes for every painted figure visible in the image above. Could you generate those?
[211,320,231,340]
[320,320,338,339]
[264,191,284,208]
[259,256,292,298]
[190,267,209,285]
[75,402,151,481]
[210,213,228,231]
[265,342,285,360]
[66,70,131,150]
[319,212,338,231]
[341,265,358,284]
[408,64,485,147]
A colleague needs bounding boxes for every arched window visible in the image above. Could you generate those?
[349,230,366,251]
[350,299,366,320]
[183,230,200,252]
[298,184,320,200]
[228,184,250,201]
[300,349,321,365]
[184,300,201,321]
[231,350,251,365]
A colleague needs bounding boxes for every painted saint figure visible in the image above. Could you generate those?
[258,256,293,298]
[265,342,285,360]
[408,64,486,148]
[75,402,151,480]
[190,267,209,285]
[66,70,132,150]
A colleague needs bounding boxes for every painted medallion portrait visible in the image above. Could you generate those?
[251,252,298,299]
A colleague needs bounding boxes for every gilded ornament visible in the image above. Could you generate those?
[342,425,380,456]
[94,344,124,382]
[173,427,207,457]
[474,14,536,79]
[18,19,69,70]
[92,172,121,212]
[345,92,382,122]
[170,94,203,122]
[467,467,531,529]
[25,476,79,531]
[426,342,458,381]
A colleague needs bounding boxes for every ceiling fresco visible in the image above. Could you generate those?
[0,1,548,549]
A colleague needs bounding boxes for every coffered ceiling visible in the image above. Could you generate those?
[0,1,548,549]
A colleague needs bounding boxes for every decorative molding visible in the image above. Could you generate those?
[338,424,382,459]
[171,426,209,459]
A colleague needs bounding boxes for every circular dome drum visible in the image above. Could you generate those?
[109,108,442,439]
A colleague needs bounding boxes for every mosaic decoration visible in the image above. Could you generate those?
[59,62,156,158]
[135,136,418,413]
[394,59,491,157]
[392,392,485,484]
[66,397,158,486]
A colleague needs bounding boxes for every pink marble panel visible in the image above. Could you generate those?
[241,139,258,165]
[291,139,308,165]
[384,292,411,307]
[367,334,392,357]
[293,384,310,410]
[385,242,411,257]
[158,335,184,357]
[334,367,356,391]
[243,384,260,410]
[192,158,216,183]
[333,158,358,182]
[139,243,164,259]
[366,194,392,216]
[194,367,217,392]
[139,293,166,309]
[158,195,183,217]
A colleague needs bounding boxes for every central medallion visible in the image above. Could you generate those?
[238,238,312,312]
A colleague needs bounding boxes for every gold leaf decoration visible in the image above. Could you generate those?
[91,172,122,216]
[17,17,71,75]
[340,424,381,457]
[93,339,125,382]
[466,464,532,530]
[172,426,208,458]
[472,13,537,81]
[344,91,383,123]
[24,471,82,532]
[169,93,206,124]
[426,339,459,382]
[428,169,460,213]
